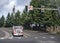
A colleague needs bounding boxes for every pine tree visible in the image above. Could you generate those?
[10,13,15,26]
[0,15,5,27]
[5,13,11,27]
[14,10,21,26]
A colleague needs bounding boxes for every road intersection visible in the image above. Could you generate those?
[0,28,60,43]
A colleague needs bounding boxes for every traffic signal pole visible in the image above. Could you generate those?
[34,8,58,10]
[25,5,59,13]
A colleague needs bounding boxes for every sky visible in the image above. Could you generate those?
[0,0,31,18]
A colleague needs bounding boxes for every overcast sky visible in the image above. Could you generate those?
[0,0,31,18]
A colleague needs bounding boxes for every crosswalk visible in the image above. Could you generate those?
[0,35,56,40]
[34,36,55,39]
[0,36,59,43]
[0,36,22,40]
[38,41,58,43]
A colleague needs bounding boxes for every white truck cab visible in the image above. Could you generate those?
[12,26,23,37]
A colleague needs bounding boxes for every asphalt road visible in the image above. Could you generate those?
[0,39,39,43]
[0,36,59,43]
[0,31,5,38]
[23,30,60,43]
[0,28,60,43]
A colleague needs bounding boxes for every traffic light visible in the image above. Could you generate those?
[25,6,28,12]
[25,5,33,12]
[13,5,15,13]
[28,6,33,11]
[41,10,44,14]
[41,5,45,14]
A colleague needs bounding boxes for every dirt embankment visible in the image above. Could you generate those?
[46,26,60,34]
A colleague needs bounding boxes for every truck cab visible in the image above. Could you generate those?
[12,26,23,37]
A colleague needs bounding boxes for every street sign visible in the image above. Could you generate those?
[28,6,33,10]
[58,7,60,14]
[41,5,45,14]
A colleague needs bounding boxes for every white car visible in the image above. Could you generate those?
[12,26,23,37]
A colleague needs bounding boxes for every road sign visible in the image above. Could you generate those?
[41,5,45,14]
[28,6,33,10]
[58,7,60,14]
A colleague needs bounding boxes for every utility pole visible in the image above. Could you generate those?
[12,5,15,26]
[13,5,15,15]
[25,5,33,20]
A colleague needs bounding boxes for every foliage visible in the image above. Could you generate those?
[29,0,60,26]
[0,0,60,29]
[14,10,21,26]
[5,13,11,27]
[0,15,5,27]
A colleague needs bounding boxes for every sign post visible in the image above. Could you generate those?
[28,6,33,11]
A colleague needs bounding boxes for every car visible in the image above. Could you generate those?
[12,26,23,37]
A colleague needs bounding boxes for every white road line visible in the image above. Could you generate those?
[2,30,10,38]
[38,41,57,43]
[0,37,5,39]
[8,37,12,39]
[50,37,55,39]
[1,35,22,39]
[8,36,13,39]
[48,41,56,43]
[23,33,31,38]
[24,35,28,38]
[42,37,46,38]
[0,37,10,39]
[24,33,31,36]
[18,37,22,39]
[39,41,48,43]
[34,37,38,39]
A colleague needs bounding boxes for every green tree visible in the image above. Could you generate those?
[30,0,59,25]
[28,0,60,31]
[10,13,15,26]
[14,10,21,26]
[5,13,11,27]
[0,15,5,27]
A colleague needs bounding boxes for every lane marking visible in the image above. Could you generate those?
[24,35,28,38]
[12,37,22,39]
[2,30,10,38]
[0,37,5,39]
[34,37,38,39]
[42,37,46,38]
[38,41,57,43]
[8,36,13,39]
[23,33,31,38]
[24,33,31,36]
[17,37,22,39]
[40,41,48,43]
[50,37,55,39]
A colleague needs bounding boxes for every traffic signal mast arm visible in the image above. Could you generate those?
[34,8,58,11]
[25,5,59,11]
